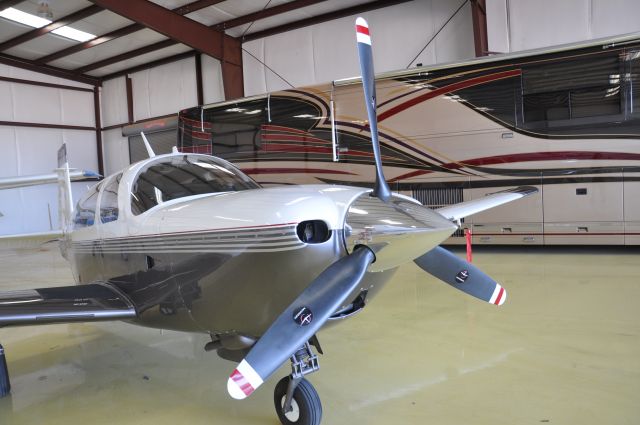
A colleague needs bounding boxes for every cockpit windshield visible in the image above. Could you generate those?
[131,155,260,215]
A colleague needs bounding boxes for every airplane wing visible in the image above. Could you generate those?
[0,169,99,190]
[436,186,538,222]
[0,283,136,327]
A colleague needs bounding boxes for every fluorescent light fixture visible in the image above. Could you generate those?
[0,7,50,27]
[0,7,95,42]
[52,26,95,42]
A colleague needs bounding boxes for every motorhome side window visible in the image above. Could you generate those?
[73,185,99,228]
[207,98,266,158]
[131,155,260,215]
[178,98,267,159]
[520,51,623,133]
[100,173,121,223]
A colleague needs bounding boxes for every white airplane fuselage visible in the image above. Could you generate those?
[63,153,457,339]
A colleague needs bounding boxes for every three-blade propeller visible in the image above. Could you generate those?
[226,17,516,401]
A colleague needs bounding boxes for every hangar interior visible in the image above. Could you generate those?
[0,1,639,424]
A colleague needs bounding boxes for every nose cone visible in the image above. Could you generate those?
[344,194,458,272]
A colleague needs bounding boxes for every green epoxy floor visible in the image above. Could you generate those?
[0,244,638,425]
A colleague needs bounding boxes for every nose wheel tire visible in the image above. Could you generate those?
[274,377,322,425]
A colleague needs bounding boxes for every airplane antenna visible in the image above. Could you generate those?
[140,131,156,158]
[355,17,391,202]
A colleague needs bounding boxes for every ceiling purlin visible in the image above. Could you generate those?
[36,0,224,65]
[75,38,177,73]
[0,5,104,52]
[213,0,328,31]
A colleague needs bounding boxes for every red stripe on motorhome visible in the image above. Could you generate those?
[262,124,311,136]
[241,168,356,175]
[262,134,331,145]
[444,151,640,169]
[378,69,521,122]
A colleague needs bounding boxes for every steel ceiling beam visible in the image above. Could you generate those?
[0,5,103,52]
[242,0,413,42]
[213,0,328,31]
[36,0,224,64]
[76,0,329,77]
[87,0,230,60]
[83,0,242,99]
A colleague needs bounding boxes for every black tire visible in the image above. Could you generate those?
[273,377,322,425]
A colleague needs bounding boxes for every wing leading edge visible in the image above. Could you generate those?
[0,283,136,327]
[436,186,538,222]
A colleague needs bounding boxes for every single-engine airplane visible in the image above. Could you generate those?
[0,18,536,425]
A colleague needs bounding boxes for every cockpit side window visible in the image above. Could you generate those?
[100,173,121,224]
[73,184,99,229]
[131,155,260,215]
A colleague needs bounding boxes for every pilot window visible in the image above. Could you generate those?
[73,184,99,228]
[131,155,260,215]
[100,173,121,224]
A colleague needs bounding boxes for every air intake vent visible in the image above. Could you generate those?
[297,220,331,244]
[412,187,464,237]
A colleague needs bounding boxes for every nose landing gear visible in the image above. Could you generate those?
[273,342,322,425]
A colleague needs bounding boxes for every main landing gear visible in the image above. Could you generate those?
[273,342,322,425]
[0,344,10,397]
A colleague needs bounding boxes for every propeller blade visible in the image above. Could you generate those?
[227,246,375,400]
[355,17,391,202]
[414,247,507,306]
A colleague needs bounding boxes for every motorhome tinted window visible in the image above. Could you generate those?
[520,52,624,133]
[131,155,260,215]
[100,174,121,223]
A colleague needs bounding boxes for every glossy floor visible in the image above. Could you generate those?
[0,244,638,425]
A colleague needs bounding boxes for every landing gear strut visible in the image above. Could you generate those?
[0,344,10,397]
[273,342,322,425]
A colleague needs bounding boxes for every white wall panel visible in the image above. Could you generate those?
[592,0,640,39]
[61,90,95,127]
[263,30,315,91]
[102,76,128,127]
[103,128,130,176]
[433,1,475,64]
[242,0,475,96]
[0,126,97,235]
[13,84,62,125]
[487,0,640,54]
[132,57,198,121]
[201,55,225,104]
[508,0,590,51]
[242,41,267,96]
[486,0,509,53]
[0,81,13,121]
